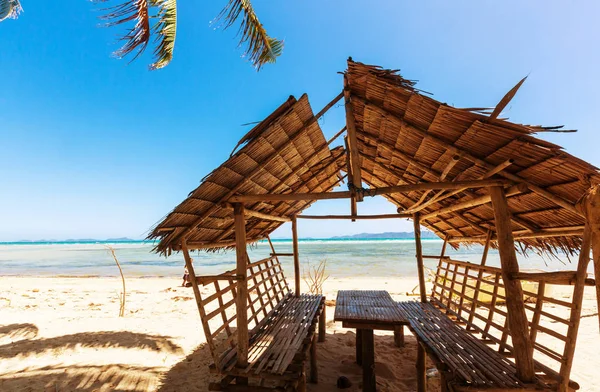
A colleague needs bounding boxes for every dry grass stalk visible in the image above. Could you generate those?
[302,260,329,295]
[408,266,436,296]
[106,245,126,317]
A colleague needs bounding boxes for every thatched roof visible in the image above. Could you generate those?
[345,59,599,254]
[150,59,600,256]
[149,94,346,255]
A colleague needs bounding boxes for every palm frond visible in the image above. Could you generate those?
[149,0,177,70]
[0,0,23,22]
[217,0,283,70]
[96,0,152,62]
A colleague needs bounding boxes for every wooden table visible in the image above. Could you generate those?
[334,290,409,392]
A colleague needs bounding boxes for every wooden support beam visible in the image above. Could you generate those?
[220,202,291,222]
[489,186,535,382]
[175,237,266,250]
[414,213,427,303]
[166,91,345,249]
[229,179,509,203]
[327,126,347,146]
[344,76,363,201]
[448,226,584,243]
[181,240,214,352]
[292,216,301,297]
[510,271,589,285]
[242,148,347,241]
[421,183,528,221]
[558,224,591,392]
[297,213,412,220]
[195,274,242,284]
[233,203,249,375]
[344,137,358,219]
[355,96,581,216]
[410,155,461,213]
[442,155,461,177]
[251,172,348,242]
[576,185,600,333]
[484,159,514,178]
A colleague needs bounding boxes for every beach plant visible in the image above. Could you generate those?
[0,0,282,70]
[106,245,126,317]
[302,260,329,295]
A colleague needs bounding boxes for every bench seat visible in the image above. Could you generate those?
[399,301,532,390]
[215,293,324,378]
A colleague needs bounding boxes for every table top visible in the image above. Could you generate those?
[334,290,409,327]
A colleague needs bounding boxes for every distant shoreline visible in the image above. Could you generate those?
[0,238,444,245]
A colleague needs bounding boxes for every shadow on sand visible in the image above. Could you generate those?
[156,342,213,391]
[0,364,163,392]
[0,330,183,358]
[0,323,435,391]
[0,323,39,340]
[156,329,430,392]
[0,324,183,392]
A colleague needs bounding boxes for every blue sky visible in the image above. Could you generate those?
[1,1,599,241]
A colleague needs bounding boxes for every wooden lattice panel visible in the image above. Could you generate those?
[430,258,578,389]
[195,256,291,370]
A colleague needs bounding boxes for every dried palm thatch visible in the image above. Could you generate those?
[149,94,346,254]
[151,59,600,260]
[345,59,600,257]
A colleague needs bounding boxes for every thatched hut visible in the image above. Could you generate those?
[149,59,599,392]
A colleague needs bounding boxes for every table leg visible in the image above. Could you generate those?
[394,325,404,347]
[362,329,376,392]
[356,329,363,365]
[416,342,426,392]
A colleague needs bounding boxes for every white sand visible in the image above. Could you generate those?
[0,276,597,391]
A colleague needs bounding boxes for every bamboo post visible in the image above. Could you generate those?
[414,213,427,303]
[233,203,249,383]
[318,305,326,342]
[181,239,206,329]
[579,185,600,331]
[310,335,318,383]
[558,225,591,392]
[489,186,535,382]
[292,216,301,297]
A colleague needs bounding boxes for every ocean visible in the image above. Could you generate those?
[0,239,583,278]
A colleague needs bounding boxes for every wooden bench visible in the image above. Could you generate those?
[398,257,582,392]
[190,255,326,392]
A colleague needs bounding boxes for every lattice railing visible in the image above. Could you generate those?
[194,255,291,369]
[431,258,578,389]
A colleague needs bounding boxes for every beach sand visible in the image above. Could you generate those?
[0,276,598,392]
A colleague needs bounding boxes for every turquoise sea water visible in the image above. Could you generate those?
[0,239,582,278]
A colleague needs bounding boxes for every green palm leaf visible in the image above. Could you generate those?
[0,0,23,22]
[149,0,177,70]
[96,0,177,70]
[217,0,283,69]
